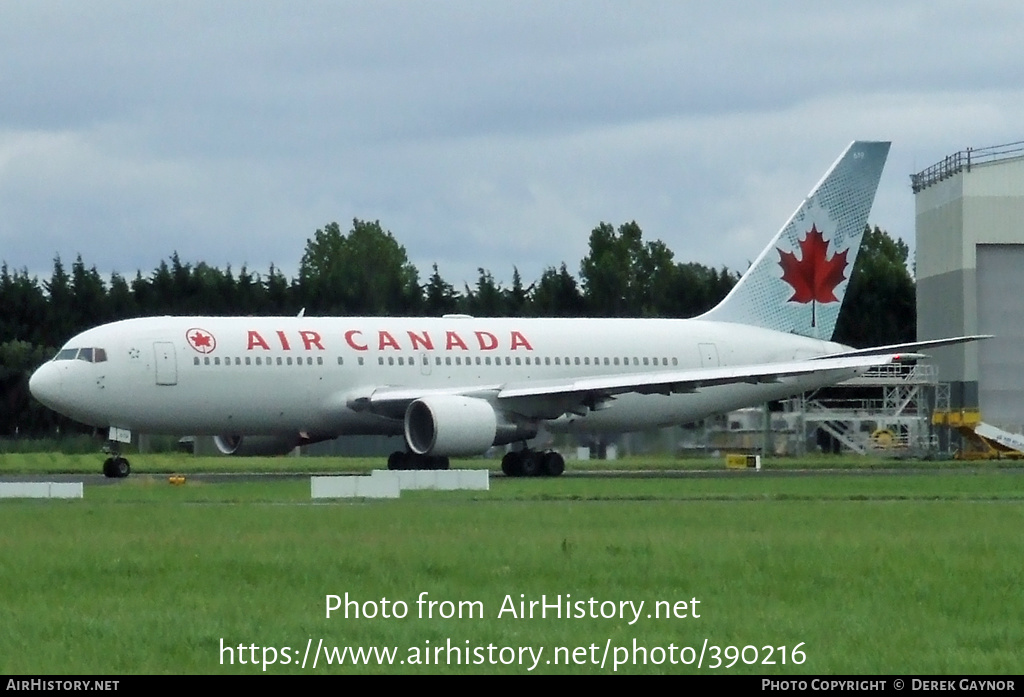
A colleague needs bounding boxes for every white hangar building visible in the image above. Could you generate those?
[912,141,1024,432]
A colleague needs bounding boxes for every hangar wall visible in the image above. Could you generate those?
[913,142,1024,431]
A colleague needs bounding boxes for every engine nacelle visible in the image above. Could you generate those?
[213,434,303,456]
[404,396,498,456]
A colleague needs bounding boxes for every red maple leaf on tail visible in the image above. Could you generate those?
[777,224,848,327]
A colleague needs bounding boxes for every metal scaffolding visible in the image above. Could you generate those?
[794,363,944,456]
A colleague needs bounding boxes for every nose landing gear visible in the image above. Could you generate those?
[102,456,131,478]
[101,429,132,478]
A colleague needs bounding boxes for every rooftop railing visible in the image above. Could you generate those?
[910,140,1024,193]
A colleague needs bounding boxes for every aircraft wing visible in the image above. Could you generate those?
[354,352,917,419]
[495,352,916,400]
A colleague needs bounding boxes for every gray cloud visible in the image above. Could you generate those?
[2,1,1023,291]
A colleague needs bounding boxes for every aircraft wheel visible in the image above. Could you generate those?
[387,451,406,470]
[520,452,541,477]
[113,457,131,478]
[102,457,116,478]
[501,452,522,477]
[542,451,565,477]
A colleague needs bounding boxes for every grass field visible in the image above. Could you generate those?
[0,450,1009,475]
[1,457,1023,674]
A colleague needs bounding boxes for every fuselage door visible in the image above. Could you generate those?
[420,352,432,376]
[154,342,178,386]
[698,343,719,368]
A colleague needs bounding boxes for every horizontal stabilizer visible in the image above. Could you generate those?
[816,335,992,360]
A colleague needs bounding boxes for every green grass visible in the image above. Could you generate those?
[1,464,1023,674]
[0,450,1017,476]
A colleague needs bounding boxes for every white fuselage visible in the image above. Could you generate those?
[30,315,852,439]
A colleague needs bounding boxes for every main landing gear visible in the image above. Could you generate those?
[501,449,565,477]
[387,451,451,470]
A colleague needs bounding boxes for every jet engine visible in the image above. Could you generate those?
[404,396,499,456]
[213,434,304,456]
[404,395,537,456]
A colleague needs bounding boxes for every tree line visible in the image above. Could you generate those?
[0,219,914,437]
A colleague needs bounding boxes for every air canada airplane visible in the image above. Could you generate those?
[29,141,982,478]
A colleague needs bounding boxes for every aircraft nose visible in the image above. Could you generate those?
[29,363,62,409]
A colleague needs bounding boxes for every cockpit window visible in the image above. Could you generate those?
[53,347,108,363]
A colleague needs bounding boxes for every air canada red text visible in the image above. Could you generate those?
[244,329,535,353]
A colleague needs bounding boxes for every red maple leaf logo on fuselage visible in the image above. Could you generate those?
[186,328,217,354]
[777,224,848,326]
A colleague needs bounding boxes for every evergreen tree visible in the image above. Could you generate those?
[833,226,916,347]
[424,263,460,315]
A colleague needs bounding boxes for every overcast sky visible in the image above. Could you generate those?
[2,1,1022,291]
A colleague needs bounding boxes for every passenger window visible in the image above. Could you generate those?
[245,357,251,365]
[256,357,262,366]
[515,357,521,366]
[358,357,364,366]
[194,357,200,366]
[643,358,649,366]
[276,357,283,366]
[204,357,211,366]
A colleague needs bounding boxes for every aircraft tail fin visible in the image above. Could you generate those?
[700,141,890,340]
